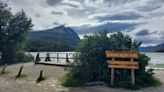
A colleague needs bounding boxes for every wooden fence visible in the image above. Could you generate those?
[34,52,75,64]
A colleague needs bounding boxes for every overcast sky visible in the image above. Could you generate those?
[3,0,164,47]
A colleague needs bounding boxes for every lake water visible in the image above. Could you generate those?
[27,52,164,64]
[141,52,164,64]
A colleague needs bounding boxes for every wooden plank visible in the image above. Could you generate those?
[108,65,139,69]
[107,61,138,66]
[105,51,139,58]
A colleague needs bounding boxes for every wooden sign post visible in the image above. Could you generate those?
[105,51,139,85]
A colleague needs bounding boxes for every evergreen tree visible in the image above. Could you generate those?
[0,2,33,64]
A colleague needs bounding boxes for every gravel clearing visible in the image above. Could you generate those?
[0,62,164,92]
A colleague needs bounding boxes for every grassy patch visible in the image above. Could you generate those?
[148,63,164,68]
[59,73,84,87]
[60,72,161,90]
[109,76,161,90]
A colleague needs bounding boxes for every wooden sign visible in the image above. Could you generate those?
[105,51,139,85]
[107,61,139,69]
[105,51,139,58]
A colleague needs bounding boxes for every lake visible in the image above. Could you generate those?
[27,52,164,64]
[141,52,164,64]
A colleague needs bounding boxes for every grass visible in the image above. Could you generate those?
[107,75,161,90]
[148,63,164,68]
[60,71,161,90]
[59,73,84,87]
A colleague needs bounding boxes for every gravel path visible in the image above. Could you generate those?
[0,62,164,92]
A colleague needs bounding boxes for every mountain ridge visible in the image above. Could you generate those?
[139,43,164,52]
[28,25,80,46]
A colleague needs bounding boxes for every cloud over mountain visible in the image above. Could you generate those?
[5,0,164,46]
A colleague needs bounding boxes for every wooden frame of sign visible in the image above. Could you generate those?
[105,51,139,85]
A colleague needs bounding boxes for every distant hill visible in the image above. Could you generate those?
[139,43,164,52]
[28,26,80,46]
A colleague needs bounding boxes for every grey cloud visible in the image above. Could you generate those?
[136,29,158,36]
[51,11,64,15]
[46,0,62,6]
[68,0,84,2]
[66,7,95,18]
[53,22,60,25]
[73,23,139,34]
[53,22,65,26]
[62,2,80,8]
[136,29,149,36]
[137,0,164,12]
[104,0,134,6]
[138,5,161,12]
[34,13,41,18]
[95,12,143,22]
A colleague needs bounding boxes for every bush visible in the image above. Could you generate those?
[61,31,161,89]
[14,51,33,63]
[113,54,161,89]
[60,73,84,87]
[0,51,33,65]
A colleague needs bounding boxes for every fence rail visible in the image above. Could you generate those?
[33,52,75,64]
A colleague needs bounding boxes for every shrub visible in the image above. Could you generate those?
[14,51,33,63]
[60,73,84,87]
[61,31,160,89]
[0,51,33,65]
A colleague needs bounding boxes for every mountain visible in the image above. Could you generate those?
[28,26,80,46]
[139,43,164,52]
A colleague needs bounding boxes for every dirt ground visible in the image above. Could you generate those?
[0,62,164,92]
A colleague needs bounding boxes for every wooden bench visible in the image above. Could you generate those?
[105,51,139,85]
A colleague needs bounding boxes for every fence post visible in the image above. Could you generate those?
[1,64,7,74]
[37,70,45,82]
[45,53,51,61]
[66,53,69,63]
[39,70,43,79]
[57,53,59,62]
[16,65,24,78]
[35,53,40,64]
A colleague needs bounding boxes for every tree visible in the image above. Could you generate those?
[61,31,160,89]
[0,2,33,64]
[71,31,142,82]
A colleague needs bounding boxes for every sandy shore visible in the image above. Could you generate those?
[0,62,164,92]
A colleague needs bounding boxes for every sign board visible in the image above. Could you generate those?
[105,51,139,58]
[105,51,139,85]
[107,61,139,69]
